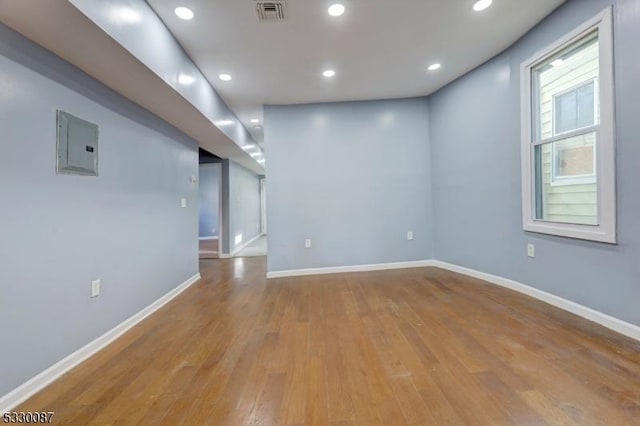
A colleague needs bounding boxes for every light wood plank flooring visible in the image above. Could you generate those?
[15,257,640,425]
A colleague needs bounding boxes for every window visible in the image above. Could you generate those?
[521,8,616,243]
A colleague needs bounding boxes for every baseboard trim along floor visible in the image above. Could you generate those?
[219,233,265,258]
[0,273,201,413]
[268,259,640,342]
[430,260,640,342]
[266,260,436,279]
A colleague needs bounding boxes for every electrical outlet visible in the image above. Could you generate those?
[181,198,187,208]
[407,231,414,241]
[527,244,535,258]
[305,239,312,248]
[91,279,101,298]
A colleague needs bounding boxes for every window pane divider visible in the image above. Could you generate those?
[532,124,599,146]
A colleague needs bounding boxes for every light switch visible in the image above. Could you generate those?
[181,198,187,208]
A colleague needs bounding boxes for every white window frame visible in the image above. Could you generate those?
[520,7,616,244]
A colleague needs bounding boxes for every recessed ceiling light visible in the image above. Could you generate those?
[328,4,345,17]
[253,125,263,129]
[323,69,336,78]
[551,58,564,67]
[473,0,493,12]
[177,73,195,85]
[218,73,232,81]
[428,63,441,71]
[250,119,260,123]
[174,6,194,20]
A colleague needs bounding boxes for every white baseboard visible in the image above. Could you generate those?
[198,236,219,241]
[0,273,201,414]
[266,260,435,279]
[216,233,265,259]
[430,260,640,342]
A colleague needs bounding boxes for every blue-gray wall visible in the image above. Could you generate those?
[429,0,640,326]
[0,25,199,396]
[228,161,262,253]
[198,164,220,238]
[264,98,433,272]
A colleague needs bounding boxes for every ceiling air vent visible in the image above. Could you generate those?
[254,1,287,22]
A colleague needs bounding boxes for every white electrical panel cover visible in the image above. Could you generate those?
[56,110,99,176]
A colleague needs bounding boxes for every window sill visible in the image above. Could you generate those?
[523,220,616,244]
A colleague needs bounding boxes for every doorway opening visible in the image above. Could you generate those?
[232,176,267,258]
[198,149,222,259]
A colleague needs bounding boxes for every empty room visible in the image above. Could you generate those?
[0,0,639,424]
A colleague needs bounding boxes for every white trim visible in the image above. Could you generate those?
[219,253,232,259]
[520,7,616,244]
[534,124,599,147]
[231,233,264,257]
[430,260,640,342]
[198,236,219,241]
[0,273,201,414]
[260,178,267,235]
[266,260,436,279]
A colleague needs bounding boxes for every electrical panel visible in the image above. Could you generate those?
[56,110,99,176]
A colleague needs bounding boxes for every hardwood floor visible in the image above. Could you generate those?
[15,258,640,425]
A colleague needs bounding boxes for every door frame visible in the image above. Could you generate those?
[260,177,267,235]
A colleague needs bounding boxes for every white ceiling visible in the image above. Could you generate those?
[147,0,565,144]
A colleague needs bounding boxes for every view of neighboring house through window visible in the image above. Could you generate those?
[552,80,597,185]
[521,8,616,243]
[536,33,598,225]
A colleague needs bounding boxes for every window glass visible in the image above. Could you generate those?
[554,82,595,134]
[531,31,599,225]
[534,133,598,225]
[533,33,599,142]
